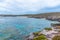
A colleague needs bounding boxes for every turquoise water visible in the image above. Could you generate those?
[0,17,59,40]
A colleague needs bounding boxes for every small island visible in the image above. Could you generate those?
[26,23,60,40]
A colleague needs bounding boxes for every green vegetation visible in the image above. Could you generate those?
[33,32,40,37]
[33,31,48,40]
[52,36,60,40]
[32,27,52,40]
[44,28,52,31]
[33,34,48,40]
[33,31,42,37]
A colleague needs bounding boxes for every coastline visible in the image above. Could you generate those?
[26,23,60,40]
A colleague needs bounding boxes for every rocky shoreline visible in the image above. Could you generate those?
[25,23,60,40]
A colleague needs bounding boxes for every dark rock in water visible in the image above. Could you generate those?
[56,18,60,22]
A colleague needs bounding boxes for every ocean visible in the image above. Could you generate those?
[0,17,59,40]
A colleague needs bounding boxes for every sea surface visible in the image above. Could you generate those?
[0,17,59,40]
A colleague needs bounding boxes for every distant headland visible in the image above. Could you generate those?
[0,12,60,17]
[21,12,60,22]
[0,12,60,22]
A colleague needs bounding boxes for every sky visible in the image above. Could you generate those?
[0,0,60,14]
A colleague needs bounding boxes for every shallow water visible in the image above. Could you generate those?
[0,17,59,40]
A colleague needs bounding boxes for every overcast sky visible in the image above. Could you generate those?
[0,0,60,14]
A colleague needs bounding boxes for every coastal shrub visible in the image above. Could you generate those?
[33,32,39,36]
[44,28,52,31]
[33,34,48,40]
[52,36,60,40]
[33,31,42,37]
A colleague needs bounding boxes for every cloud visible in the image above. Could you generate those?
[0,0,60,14]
